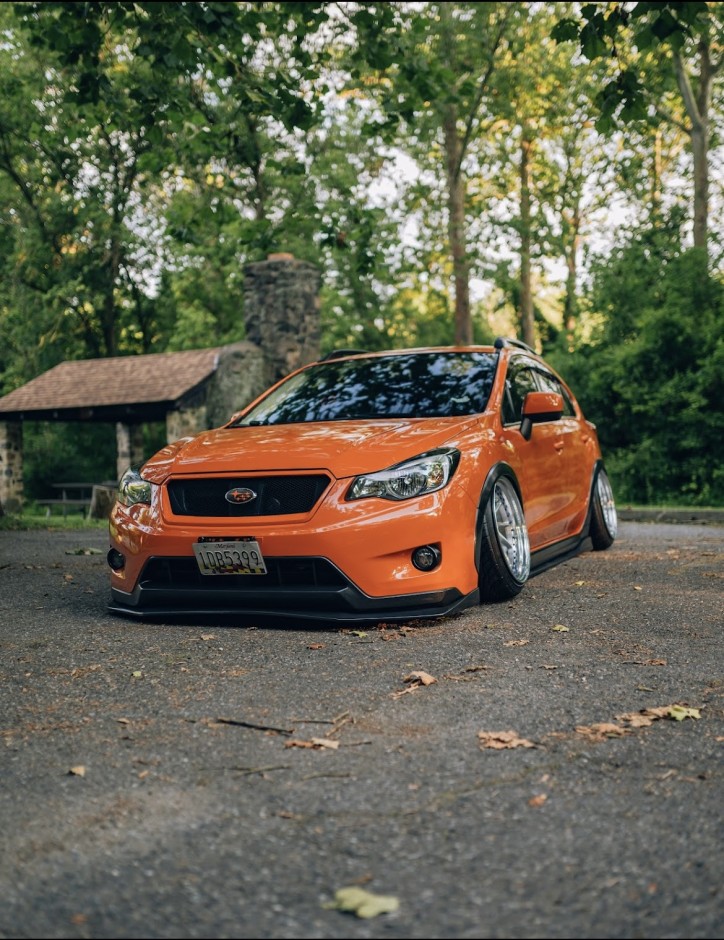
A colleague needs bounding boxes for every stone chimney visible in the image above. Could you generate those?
[243,253,321,385]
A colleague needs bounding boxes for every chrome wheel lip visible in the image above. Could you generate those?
[597,470,618,538]
[493,478,531,582]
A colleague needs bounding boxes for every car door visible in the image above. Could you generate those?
[498,357,568,549]
[533,367,592,538]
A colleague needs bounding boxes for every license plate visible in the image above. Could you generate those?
[193,537,267,576]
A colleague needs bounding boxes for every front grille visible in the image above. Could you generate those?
[140,556,347,590]
[167,474,330,517]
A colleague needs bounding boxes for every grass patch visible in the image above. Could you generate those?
[0,512,108,531]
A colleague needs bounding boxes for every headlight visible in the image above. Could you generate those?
[347,448,460,501]
[118,467,154,507]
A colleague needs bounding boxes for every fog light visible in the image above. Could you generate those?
[412,544,441,572]
[107,548,125,571]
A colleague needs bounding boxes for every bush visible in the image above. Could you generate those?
[547,232,724,506]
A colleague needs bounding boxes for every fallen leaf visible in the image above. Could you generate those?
[68,765,86,777]
[117,717,131,725]
[551,624,569,632]
[323,886,399,919]
[575,723,628,741]
[618,704,701,726]
[285,738,339,750]
[528,793,548,807]
[404,670,437,686]
[131,670,143,679]
[634,585,642,591]
[64,573,74,582]
[574,580,586,586]
[617,712,656,728]
[307,643,325,650]
[643,706,675,719]
[504,639,530,647]
[667,705,700,721]
[539,664,558,670]
[200,633,216,641]
[311,737,340,750]
[478,730,537,750]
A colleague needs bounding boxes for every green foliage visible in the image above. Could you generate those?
[1,1,722,511]
[549,227,724,506]
[552,1,718,132]
[23,422,117,497]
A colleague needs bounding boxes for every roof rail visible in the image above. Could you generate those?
[493,336,537,355]
[321,348,368,361]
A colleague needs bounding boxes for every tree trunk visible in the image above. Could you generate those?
[442,107,472,345]
[519,133,534,349]
[563,197,581,344]
[651,126,662,217]
[691,125,708,251]
[674,41,712,254]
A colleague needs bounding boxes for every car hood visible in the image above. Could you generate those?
[141,418,480,483]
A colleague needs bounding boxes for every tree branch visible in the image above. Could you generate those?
[455,6,513,180]
[674,50,704,134]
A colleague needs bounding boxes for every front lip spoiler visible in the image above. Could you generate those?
[108,585,480,625]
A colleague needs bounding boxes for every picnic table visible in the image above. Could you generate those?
[37,481,117,518]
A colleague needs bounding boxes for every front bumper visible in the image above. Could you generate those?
[108,471,481,623]
[109,555,479,623]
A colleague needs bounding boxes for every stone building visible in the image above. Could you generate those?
[0,254,321,514]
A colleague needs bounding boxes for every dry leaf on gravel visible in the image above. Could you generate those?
[323,886,399,919]
[575,722,629,741]
[551,624,569,632]
[528,793,548,807]
[404,670,437,686]
[478,730,538,750]
[284,738,339,750]
[391,671,437,699]
[504,639,530,647]
[617,704,701,725]
[68,765,86,777]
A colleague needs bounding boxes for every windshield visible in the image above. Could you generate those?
[232,352,498,426]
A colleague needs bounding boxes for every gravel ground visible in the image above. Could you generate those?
[0,521,722,939]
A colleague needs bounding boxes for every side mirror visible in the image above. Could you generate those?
[520,391,564,441]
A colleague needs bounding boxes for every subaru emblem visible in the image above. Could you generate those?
[225,487,257,505]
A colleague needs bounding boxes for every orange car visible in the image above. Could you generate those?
[107,338,617,623]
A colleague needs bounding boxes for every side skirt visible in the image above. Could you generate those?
[530,532,593,578]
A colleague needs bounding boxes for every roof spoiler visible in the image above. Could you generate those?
[321,349,368,361]
[494,337,537,355]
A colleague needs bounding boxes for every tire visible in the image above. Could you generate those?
[590,467,617,550]
[478,475,531,601]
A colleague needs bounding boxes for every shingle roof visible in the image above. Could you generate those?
[0,348,221,417]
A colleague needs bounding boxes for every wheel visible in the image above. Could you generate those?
[478,475,531,601]
[590,467,617,550]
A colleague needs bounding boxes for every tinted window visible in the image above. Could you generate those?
[534,369,576,416]
[504,364,539,423]
[232,352,498,425]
